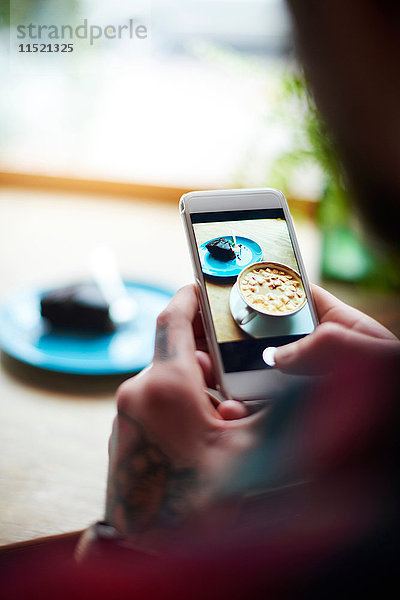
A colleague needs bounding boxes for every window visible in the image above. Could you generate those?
[1,0,292,187]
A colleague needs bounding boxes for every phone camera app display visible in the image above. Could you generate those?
[192,209,315,372]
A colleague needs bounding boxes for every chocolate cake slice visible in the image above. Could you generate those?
[206,237,236,261]
[40,283,115,332]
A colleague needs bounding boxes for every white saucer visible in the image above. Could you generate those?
[229,283,315,339]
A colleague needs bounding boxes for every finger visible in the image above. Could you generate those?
[154,284,199,364]
[217,400,248,421]
[311,284,396,340]
[310,283,349,322]
[195,351,216,389]
[275,321,400,375]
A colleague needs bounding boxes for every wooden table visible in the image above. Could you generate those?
[0,187,398,545]
[0,188,193,545]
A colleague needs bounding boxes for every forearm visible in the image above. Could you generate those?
[105,410,199,546]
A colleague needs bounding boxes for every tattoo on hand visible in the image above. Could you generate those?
[106,411,197,535]
[154,323,177,362]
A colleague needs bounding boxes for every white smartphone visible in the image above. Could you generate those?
[180,188,318,403]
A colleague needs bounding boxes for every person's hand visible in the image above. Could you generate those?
[105,285,265,551]
[275,284,399,375]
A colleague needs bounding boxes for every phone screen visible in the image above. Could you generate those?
[191,208,315,373]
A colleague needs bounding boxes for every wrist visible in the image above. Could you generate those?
[75,521,161,564]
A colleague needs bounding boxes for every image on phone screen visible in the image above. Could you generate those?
[191,208,315,373]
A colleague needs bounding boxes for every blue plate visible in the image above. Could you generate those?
[199,236,263,278]
[0,282,173,375]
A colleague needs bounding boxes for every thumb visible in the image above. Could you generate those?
[274,322,398,375]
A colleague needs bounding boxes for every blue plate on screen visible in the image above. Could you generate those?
[199,236,263,278]
[0,282,173,375]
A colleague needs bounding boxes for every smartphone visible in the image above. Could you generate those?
[180,188,318,402]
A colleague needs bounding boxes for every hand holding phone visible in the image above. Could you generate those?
[180,188,318,402]
[274,283,398,375]
[106,285,265,545]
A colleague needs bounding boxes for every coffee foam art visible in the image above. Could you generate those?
[239,263,306,317]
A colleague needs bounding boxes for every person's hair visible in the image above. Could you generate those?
[287,0,400,253]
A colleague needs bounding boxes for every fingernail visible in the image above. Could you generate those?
[262,347,277,367]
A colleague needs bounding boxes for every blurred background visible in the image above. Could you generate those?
[0,0,399,546]
[2,0,292,188]
[1,0,399,293]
